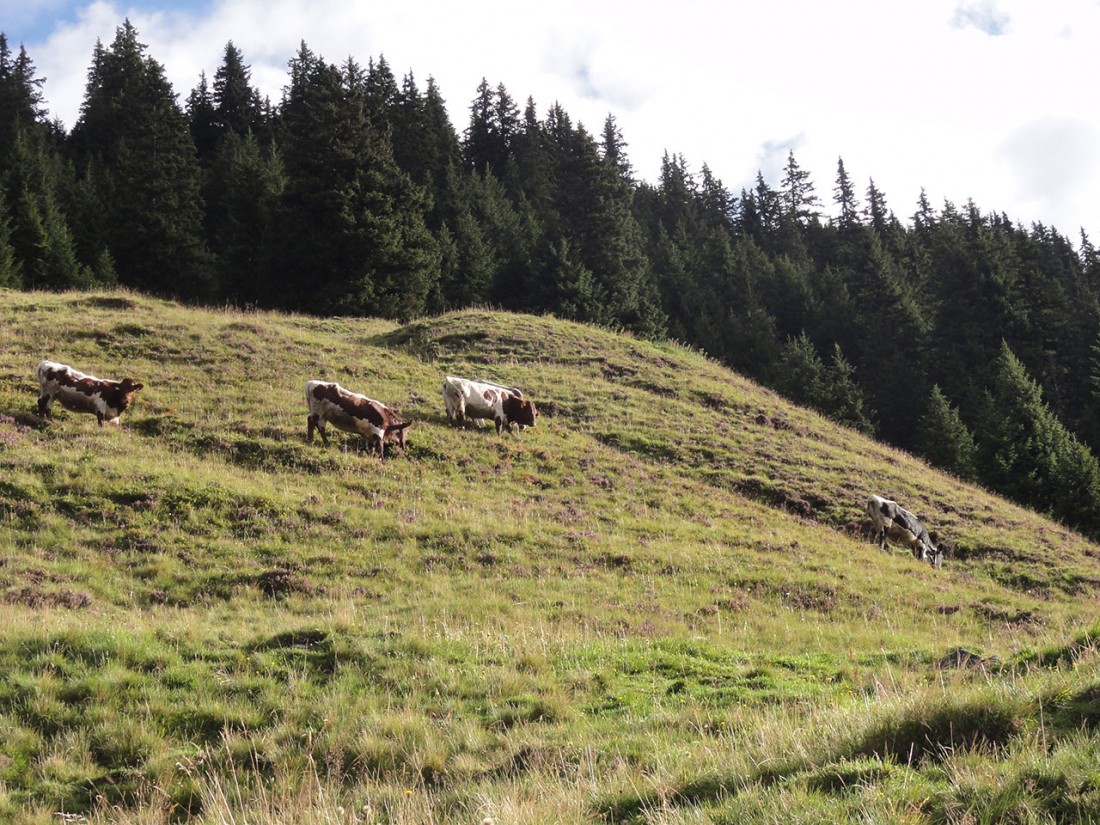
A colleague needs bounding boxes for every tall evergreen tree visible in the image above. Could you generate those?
[0,192,22,287]
[915,385,977,479]
[0,40,89,289]
[832,157,859,228]
[186,71,219,162]
[463,79,518,181]
[0,37,48,160]
[207,131,284,304]
[213,42,264,139]
[68,21,211,297]
[978,341,1100,535]
[270,45,438,318]
[780,150,820,223]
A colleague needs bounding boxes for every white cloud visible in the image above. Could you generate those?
[952,0,1011,35]
[16,0,1100,242]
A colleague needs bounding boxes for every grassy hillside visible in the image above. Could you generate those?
[1,288,1099,824]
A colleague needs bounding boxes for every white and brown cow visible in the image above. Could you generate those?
[867,494,943,567]
[305,380,411,457]
[36,360,144,427]
[442,375,538,434]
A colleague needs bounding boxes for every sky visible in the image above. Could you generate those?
[2,0,1098,244]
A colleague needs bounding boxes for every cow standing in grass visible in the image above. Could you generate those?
[867,494,943,567]
[305,380,411,457]
[442,375,538,434]
[36,360,144,427]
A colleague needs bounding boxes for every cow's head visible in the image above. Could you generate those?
[384,419,412,452]
[504,396,539,428]
[106,378,144,415]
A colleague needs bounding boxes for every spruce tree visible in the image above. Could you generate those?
[915,385,977,479]
[213,42,264,139]
[780,150,820,224]
[0,192,22,287]
[271,45,438,318]
[832,157,859,228]
[978,341,1100,535]
[68,21,211,297]
[187,72,219,163]
[826,343,875,434]
[207,131,284,304]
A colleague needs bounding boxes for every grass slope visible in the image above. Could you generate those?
[0,289,1099,823]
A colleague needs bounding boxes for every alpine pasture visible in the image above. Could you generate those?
[1,289,1099,823]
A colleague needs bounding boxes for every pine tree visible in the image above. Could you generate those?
[915,385,977,479]
[207,131,284,304]
[0,37,48,161]
[187,72,219,162]
[776,331,830,410]
[463,80,518,181]
[213,42,263,138]
[865,178,891,238]
[270,45,438,318]
[68,21,211,297]
[832,157,859,228]
[826,343,875,434]
[0,41,89,289]
[978,341,1100,535]
[780,150,820,223]
[0,192,22,287]
[5,146,88,289]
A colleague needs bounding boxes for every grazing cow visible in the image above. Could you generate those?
[36,360,143,427]
[305,380,411,457]
[442,375,538,434]
[867,494,943,567]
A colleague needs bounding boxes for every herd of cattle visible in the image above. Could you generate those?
[33,359,944,567]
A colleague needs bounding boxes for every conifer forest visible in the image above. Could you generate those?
[4,22,1100,538]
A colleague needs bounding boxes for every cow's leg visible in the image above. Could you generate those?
[96,411,105,427]
[314,418,330,447]
[307,414,317,443]
[37,393,52,417]
[495,416,504,434]
[877,528,887,550]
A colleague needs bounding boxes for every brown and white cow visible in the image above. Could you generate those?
[442,375,538,434]
[305,380,411,457]
[867,494,943,567]
[36,360,144,427]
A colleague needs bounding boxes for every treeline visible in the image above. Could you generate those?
[4,22,1100,537]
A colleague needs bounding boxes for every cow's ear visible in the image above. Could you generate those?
[133,382,145,391]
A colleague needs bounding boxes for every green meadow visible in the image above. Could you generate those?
[1,289,1099,823]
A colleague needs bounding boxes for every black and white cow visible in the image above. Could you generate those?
[867,494,943,567]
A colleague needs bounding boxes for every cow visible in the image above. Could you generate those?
[442,375,538,434]
[305,380,411,457]
[867,494,943,567]
[36,360,144,427]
